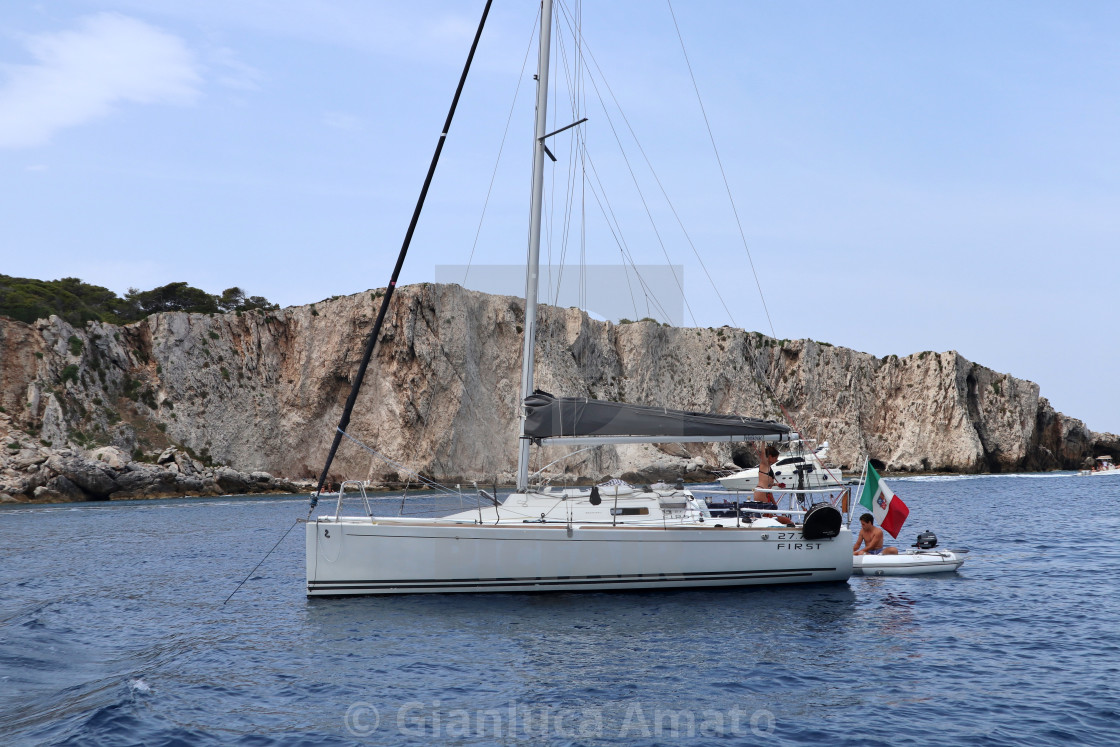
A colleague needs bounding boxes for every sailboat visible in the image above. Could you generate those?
[304,0,853,595]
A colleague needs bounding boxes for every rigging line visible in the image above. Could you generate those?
[314,0,494,496]
[573,153,667,324]
[558,1,782,419]
[224,518,299,604]
[545,7,580,310]
[560,0,588,313]
[547,5,583,308]
[539,8,557,307]
[582,133,589,300]
[559,51,583,311]
[581,172,660,314]
[336,344,481,497]
[574,0,587,314]
[582,157,671,323]
[580,154,637,319]
[665,0,775,338]
[585,187,673,326]
[569,22,738,329]
[554,6,697,327]
[376,294,496,467]
[544,28,558,299]
[544,23,583,311]
[531,444,600,479]
[398,469,410,516]
[555,134,581,309]
[338,428,463,497]
[463,6,540,286]
[552,4,692,327]
[583,170,780,422]
[331,303,496,497]
[581,152,675,323]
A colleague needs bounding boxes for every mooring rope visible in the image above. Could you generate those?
[223,518,300,604]
[337,428,463,497]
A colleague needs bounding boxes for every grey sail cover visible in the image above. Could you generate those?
[523,391,791,440]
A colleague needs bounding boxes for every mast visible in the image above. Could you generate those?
[516,0,554,492]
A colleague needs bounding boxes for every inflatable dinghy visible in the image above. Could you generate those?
[853,530,966,576]
[854,549,965,576]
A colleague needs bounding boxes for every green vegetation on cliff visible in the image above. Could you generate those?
[0,275,276,327]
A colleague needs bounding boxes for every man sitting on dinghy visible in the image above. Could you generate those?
[854,514,899,556]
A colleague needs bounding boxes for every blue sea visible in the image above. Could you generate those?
[2,473,1119,745]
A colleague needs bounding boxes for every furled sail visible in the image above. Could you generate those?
[523,391,793,444]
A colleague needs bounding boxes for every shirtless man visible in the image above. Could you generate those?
[853,513,899,556]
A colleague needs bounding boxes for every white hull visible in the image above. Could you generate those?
[1079,457,1118,476]
[307,519,853,595]
[719,467,845,492]
[718,443,844,491]
[853,550,964,576]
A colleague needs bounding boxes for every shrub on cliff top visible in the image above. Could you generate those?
[0,275,120,326]
[0,274,277,326]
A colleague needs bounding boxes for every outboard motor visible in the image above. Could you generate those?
[913,530,938,549]
[801,503,842,540]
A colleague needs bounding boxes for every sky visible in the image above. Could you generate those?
[2,1,1119,432]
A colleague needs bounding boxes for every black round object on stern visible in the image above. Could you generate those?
[801,503,842,539]
[914,530,938,549]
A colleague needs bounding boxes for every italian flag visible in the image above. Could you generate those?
[859,461,909,538]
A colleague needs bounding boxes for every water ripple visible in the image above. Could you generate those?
[1,476,1118,744]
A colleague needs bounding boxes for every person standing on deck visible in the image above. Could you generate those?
[754,445,780,504]
[753,444,794,525]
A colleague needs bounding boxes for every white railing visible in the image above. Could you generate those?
[333,480,373,520]
[697,484,855,519]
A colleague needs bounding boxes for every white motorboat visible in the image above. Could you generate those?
[718,441,844,491]
[304,0,853,596]
[853,549,965,576]
[1078,455,1120,477]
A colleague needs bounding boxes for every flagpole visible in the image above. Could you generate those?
[850,456,869,527]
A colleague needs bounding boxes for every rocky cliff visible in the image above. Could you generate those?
[2,283,1116,502]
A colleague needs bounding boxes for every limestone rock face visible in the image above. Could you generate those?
[0,283,1115,502]
[91,445,128,469]
[46,452,119,498]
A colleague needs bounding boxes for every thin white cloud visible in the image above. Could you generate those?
[208,46,262,91]
[0,13,202,148]
[322,111,362,131]
[73,1,488,64]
